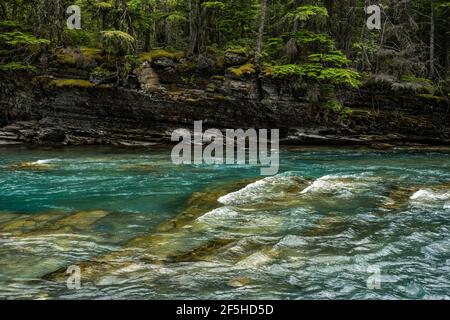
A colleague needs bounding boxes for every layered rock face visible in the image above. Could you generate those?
[0,70,449,146]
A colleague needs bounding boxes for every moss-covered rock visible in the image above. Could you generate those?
[224,50,249,67]
[90,66,116,84]
[226,63,256,79]
[49,78,96,89]
[211,75,225,81]
[139,49,184,63]
[416,94,448,104]
[55,47,104,69]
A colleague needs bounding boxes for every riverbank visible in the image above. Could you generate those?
[1,50,449,147]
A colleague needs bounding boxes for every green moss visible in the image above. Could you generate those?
[90,66,115,79]
[0,62,37,72]
[139,49,184,62]
[211,94,228,101]
[55,49,75,65]
[417,94,447,104]
[322,100,343,112]
[227,63,256,78]
[225,46,247,56]
[211,75,225,81]
[31,76,54,86]
[56,47,104,66]
[49,79,96,89]
[80,47,103,60]
[401,75,433,86]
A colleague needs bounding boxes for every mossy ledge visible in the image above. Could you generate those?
[226,63,256,79]
[139,49,185,63]
[49,79,96,89]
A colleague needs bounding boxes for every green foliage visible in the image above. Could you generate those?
[101,30,136,57]
[323,100,343,112]
[267,64,361,88]
[0,62,37,72]
[95,1,113,10]
[318,68,362,88]
[307,51,350,67]
[0,21,50,70]
[201,2,226,10]
[63,29,97,47]
[267,63,322,79]
[0,0,445,94]
[282,30,334,48]
[288,5,328,22]
[0,31,50,47]
[400,75,434,86]
[0,20,22,31]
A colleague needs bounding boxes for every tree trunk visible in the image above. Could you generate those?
[444,31,449,80]
[323,0,333,35]
[429,0,435,79]
[0,2,7,20]
[255,0,267,100]
[188,0,196,54]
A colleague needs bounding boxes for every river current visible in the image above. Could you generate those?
[0,146,449,299]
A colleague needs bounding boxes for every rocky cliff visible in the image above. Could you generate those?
[0,65,449,147]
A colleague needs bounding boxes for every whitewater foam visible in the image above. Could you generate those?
[300,174,375,197]
[34,159,60,165]
[218,175,307,206]
[410,189,450,201]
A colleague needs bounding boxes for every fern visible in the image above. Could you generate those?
[101,30,136,56]
[288,5,328,22]
[201,2,226,10]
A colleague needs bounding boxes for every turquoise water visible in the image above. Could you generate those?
[0,146,449,300]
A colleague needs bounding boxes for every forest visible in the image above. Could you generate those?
[0,0,449,110]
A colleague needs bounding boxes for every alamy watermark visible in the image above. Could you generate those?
[66,5,81,30]
[366,5,382,30]
[171,121,279,176]
[66,265,81,290]
[367,265,382,290]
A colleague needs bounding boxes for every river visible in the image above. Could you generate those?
[0,145,449,299]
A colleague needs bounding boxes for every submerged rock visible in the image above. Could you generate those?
[379,181,450,213]
[167,238,235,263]
[227,277,252,288]
[8,161,54,171]
[235,249,278,269]
[302,215,346,237]
[0,211,21,225]
[0,210,109,236]
[41,178,259,283]
[0,212,64,235]
[50,210,109,231]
